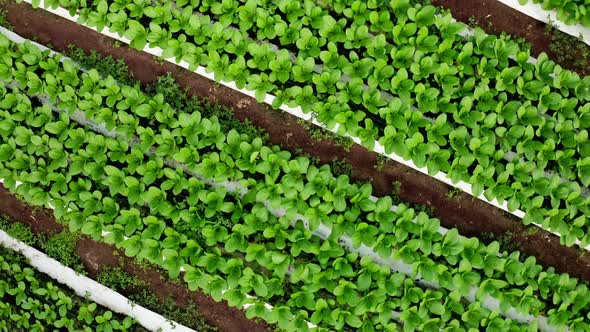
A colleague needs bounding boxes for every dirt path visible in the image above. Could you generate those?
[2,2,590,284]
[0,185,271,332]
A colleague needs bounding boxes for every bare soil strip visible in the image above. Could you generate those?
[2,2,590,283]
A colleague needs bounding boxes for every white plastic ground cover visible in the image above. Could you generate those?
[0,27,565,332]
[23,0,590,254]
[496,0,590,46]
[0,225,194,332]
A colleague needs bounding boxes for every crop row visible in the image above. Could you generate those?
[0,245,139,331]
[27,0,590,249]
[2,33,590,330]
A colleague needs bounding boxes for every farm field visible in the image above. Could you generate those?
[1,0,590,331]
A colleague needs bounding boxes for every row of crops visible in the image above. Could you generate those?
[0,244,141,331]
[2,25,590,331]
[25,0,590,250]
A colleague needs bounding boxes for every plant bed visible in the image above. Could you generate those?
[3,0,590,285]
[0,184,271,332]
[432,0,590,77]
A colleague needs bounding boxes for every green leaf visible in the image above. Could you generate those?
[81,220,101,238]
[223,289,246,308]
[0,144,14,161]
[125,20,147,50]
[134,104,153,117]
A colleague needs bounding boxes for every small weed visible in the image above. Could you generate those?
[41,231,86,274]
[309,154,322,166]
[390,181,403,205]
[446,188,462,200]
[526,226,538,235]
[338,136,354,152]
[545,21,590,74]
[374,154,388,171]
[66,45,137,86]
[414,203,435,216]
[154,56,165,65]
[97,267,146,291]
[296,119,354,152]
[134,257,153,271]
[128,294,217,332]
[0,8,13,31]
[481,231,520,252]
[0,216,37,245]
[515,37,531,52]
[467,16,479,28]
[330,159,353,178]
[391,181,402,198]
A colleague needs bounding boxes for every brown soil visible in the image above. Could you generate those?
[2,2,590,285]
[432,0,590,76]
[0,185,271,332]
